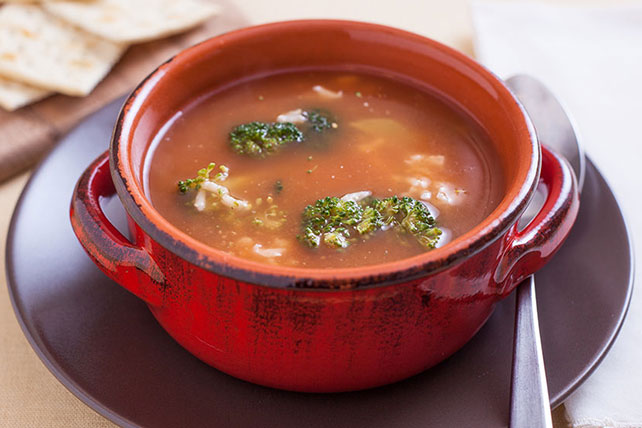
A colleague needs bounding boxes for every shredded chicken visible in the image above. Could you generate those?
[436,183,467,206]
[276,108,306,124]
[221,194,250,210]
[312,85,343,99]
[403,176,432,200]
[409,177,431,189]
[405,154,445,167]
[341,190,372,202]
[193,172,250,212]
[253,243,285,258]
[193,189,207,211]
[420,191,432,200]
[201,180,229,196]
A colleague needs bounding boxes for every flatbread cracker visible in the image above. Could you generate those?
[0,4,126,96]
[0,76,51,111]
[43,0,220,44]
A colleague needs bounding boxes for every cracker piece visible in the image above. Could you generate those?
[0,76,51,111]
[43,0,220,44]
[0,4,126,96]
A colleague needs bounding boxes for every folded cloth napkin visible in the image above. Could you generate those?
[471,1,642,427]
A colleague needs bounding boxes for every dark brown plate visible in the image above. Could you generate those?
[6,97,633,427]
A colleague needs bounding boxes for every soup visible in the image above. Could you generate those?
[145,70,503,268]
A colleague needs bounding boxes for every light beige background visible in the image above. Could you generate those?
[1,0,608,425]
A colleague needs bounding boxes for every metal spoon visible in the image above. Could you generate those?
[505,75,586,428]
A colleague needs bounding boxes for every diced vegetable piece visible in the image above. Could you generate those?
[350,118,406,138]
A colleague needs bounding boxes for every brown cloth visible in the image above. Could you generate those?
[0,1,247,183]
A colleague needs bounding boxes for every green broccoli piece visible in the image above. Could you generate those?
[298,195,441,250]
[298,197,362,248]
[229,121,304,157]
[373,196,442,248]
[323,230,349,248]
[356,205,382,234]
[301,226,321,248]
[177,162,217,193]
[303,109,335,133]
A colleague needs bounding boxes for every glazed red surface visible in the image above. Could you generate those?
[71,147,577,392]
[70,21,580,392]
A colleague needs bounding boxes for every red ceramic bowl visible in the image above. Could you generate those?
[70,20,579,392]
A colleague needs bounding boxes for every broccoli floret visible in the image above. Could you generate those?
[356,205,382,234]
[177,162,217,193]
[303,109,335,132]
[374,196,442,248]
[301,109,337,151]
[298,197,362,248]
[230,110,335,157]
[229,121,304,157]
[323,230,349,248]
[298,195,441,250]
[301,226,321,248]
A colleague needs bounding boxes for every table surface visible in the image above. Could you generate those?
[0,0,591,426]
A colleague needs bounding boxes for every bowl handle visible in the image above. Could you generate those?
[70,151,164,306]
[495,146,580,296]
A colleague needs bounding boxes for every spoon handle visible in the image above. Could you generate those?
[510,275,553,428]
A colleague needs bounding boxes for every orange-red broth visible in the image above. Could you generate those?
[145,71,504,268]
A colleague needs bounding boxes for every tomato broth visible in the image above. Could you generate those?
[145,70,504,268]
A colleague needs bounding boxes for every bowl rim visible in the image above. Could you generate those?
[110,19,539,290]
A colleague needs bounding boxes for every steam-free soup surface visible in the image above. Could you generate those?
[146,71,503,268]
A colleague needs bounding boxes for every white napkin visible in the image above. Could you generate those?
[471,1,642,427]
